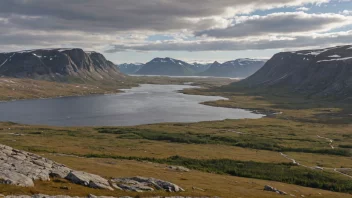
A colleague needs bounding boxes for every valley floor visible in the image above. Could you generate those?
[0,77,351,197]
[0,76,235,102]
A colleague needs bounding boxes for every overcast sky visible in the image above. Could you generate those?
[0,0,351,63]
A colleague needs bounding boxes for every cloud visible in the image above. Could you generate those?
[2,0,351,55]
[296,7,310,11]
[195,12,352,38]
[106,31,352,52]
[340,10,352,15]
[0,0,330,32]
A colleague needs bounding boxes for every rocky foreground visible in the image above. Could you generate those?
[1,195,215,198]
[0,144,184,193]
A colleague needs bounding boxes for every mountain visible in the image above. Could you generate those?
[135,57,195,76]
[201,59,266,78]
[118,63,144,74]
[0,48,124,81]
[120,57,265,77]
[189,62,212,73]
[119,60,211,75]
[235,45,352,98]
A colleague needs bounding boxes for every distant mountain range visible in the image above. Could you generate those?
[188,62,213,73]
[118,63,144,74]
[0,48,124,81]
[2,45,351,99]
[201,59,266,78]
[118,58,266,78]
[0,48,265,80]
[135,57,195,76]
[118,59,212,76]
[234,45,352,98]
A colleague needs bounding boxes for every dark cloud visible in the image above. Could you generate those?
[0,32,86,46]
[2,0,351,53]
[0,0,329,32]
[196,12,351,38]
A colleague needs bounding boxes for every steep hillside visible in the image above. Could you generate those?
[135,57,195,76]
[0,48,124,81]
[118,63,144,74]
[235,45,352,98]
[201,59,266,78]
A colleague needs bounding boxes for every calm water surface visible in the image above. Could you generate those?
[0,84,263,126]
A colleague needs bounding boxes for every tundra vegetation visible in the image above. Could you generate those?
[0,76,351,198]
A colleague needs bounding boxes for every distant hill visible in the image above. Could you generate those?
[0,48,124,81]
[201,59,266,78]
[135,57,196,76]
[128,57,263,77]
[118,63,144,74]
[234,45,352,98]
[123,60,211,75]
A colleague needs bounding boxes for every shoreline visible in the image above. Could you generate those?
[0,84,266,127]
[130,74,243,80]
[0,90,122,103]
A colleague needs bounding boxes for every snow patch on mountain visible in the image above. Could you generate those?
[32,53,42,58]
[328,55,341,58]
[317,57,352,63]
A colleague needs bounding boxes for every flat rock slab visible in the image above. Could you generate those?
[111,176,185,192]
[0,144,69,187]
[0,144,111,190]
[264,185,287,195]
[0,144,186,194]
[167,166,190,172]
[66,171,114,191]
[4,195,217,198]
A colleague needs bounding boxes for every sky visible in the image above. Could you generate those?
[0,0,351,64]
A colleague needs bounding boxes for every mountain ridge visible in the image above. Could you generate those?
[233,45,352,99]
[0,48,124,81]
[201,58,266,78]
[135,57,196,76]
[119,57,265,77]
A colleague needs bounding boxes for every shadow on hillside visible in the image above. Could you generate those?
[204,84,352,124]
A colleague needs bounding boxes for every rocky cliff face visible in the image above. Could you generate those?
[0,48,124,81]
[237,45,352,98]
[201,59,266,78]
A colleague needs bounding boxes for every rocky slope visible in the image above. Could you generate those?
[0,144,112,190]
[118,63,144,74]
[0,144,183,193]
[236,45,352,98]
[201,59,266,78]
[135,58,195,76]
[3,195,213,198]
[0,48,124,81]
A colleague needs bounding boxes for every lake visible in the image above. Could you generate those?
[130,74,242,80]
[0,84,263,126]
